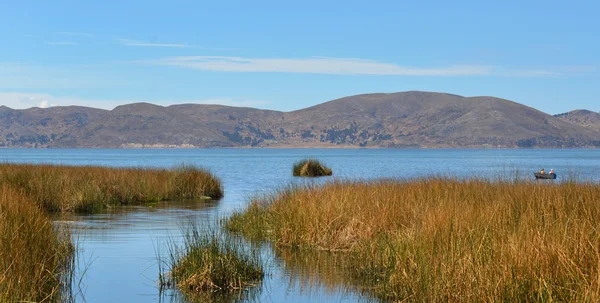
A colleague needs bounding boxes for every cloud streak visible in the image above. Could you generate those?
[179,98,271,108]
[0,62,119,89]
[53,32,95,37]
[118,38,188,48]
[47,41,78,45]
[140,56,557,77]
[0,92,270,110]
[0,92,59,109]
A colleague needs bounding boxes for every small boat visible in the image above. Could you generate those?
[534,172,556,180]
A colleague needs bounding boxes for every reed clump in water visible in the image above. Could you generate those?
[160,226,264,299]
[292,159,332,177]
[225,177,600,302]
[0,163,223,213]
[0,185,74,302]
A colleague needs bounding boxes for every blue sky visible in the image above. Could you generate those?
[1,0,598,114]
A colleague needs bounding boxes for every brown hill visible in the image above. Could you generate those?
[283,91,600,147]
[555,110,600,133]
[0,105,108,147]
[73,103,231,147]
[1,91,599,148]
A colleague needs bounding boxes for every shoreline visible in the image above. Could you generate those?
[1,145,599,149]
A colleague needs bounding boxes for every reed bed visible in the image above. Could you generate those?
[0,163,223,213]
[225,177,600,302]
[159,225,264,300]
[292,159,332,177]
[0,185,74,302]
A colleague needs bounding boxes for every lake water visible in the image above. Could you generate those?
[1,148,599,302]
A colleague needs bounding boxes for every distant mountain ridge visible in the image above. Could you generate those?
[555,110,600,133]
[1,91,600,148]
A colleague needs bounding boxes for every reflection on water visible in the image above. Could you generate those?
[159,281,263,303]
[273,247,377,302]
[156,224,265,303]
[56,200,220,303]
[60,201,368,303]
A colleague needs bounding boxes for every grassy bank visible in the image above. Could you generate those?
[0,185,74,302]
[292,159,332,177]
[225,177,600,302]
[160,226,264,301]
[0,163,223,213]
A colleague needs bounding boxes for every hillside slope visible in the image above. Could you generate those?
[1,92,599,148]
[555,110,600,133]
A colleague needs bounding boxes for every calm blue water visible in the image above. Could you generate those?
[1,148,599,302]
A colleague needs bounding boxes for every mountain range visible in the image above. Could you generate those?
[1,91,599,148]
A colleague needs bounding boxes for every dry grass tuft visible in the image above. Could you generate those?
[225,177,600,302]
[0,163,223,213]
[0,185,74,302]
[160,225,264,300]
[292,159,332,177]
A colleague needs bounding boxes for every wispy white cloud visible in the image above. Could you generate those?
[118,38,188,48]
[177,98,271,108]
[139,56,558,77]
[0,92,59,109]
[38,100,51,108]
[560,65,597,73]
[47,41,78,45]
[53,31,95,37]
[25,32,91,45]
[0,63,117,89]
[0,92,270,110]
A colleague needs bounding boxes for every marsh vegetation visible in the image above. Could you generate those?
[226,177,600,302]
[292,159,332,177]
[159,225,264,302]
[0,185,74,302]
[0,163,223,213]
[0,163,223,301]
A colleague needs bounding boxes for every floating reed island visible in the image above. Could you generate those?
[292,159,332,177]
[0,163,223,213]
[160,226,264,301]
[0,185,74,302]
[225,177,600,302]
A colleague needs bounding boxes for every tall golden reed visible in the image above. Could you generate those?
[0,163,223,213]
[0,185,74,302]
[226,177,600,302]
[0,162,223,301]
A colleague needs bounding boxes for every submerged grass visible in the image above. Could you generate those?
[160,225,264,301]
[225,177,600,302]
[0,163,223,213]
[292,159,332,177]
[0,185,74,302]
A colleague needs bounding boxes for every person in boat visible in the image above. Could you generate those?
[540,168,545,174]
[550,168,555,175]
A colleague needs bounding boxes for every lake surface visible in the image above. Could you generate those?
[1,148,599,302]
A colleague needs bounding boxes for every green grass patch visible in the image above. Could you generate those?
[160,225,264,300]
[292,159,332,177]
